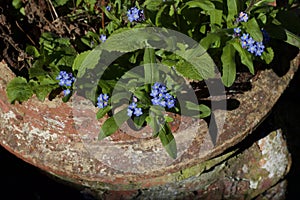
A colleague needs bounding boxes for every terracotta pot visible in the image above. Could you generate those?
[0,51,299,199]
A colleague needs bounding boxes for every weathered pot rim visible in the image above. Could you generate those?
[0,53,299,190]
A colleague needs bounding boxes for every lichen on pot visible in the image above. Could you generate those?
[0,0,300,198]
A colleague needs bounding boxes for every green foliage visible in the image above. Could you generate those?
[6,0,300,159]
[6,77,33,103]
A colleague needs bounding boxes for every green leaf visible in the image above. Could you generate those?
[76,0,82,7]
[155,4,168,27]
[77,49,102,78]
[143,0,164,11]
[133,113,148,129]
[285,29,300,49]
[96,106,111,119]
[29,79,58,102]
[52,0,70,7]
[261,47,274,64]
[243,18,263,42]
[200,33,222,50]
[231,40,254,74]
[184,101,211,118]
[158,123,177,159]
[12,0,22,9]
[79,28,215,82]
[175,59,204,80]
[26,45,40,58]
[102,6,121,26]
[185,0,215,11]
[209,9,223,31]
[143,48,159,84]
[221,43,236,87]
[98,109,129,139]
[227,0,239,22]
[134,90,151,105]
[6,77,33,103]
[175,44,215,80]
[72,50,91,71]
[101,28,159,53]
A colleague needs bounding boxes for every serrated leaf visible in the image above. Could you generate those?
[221,43,236,87]
[101,28,159,53]
[72,50,91,71]
[243,18,263,42]
[175,59,204,80]
[6,77,33,103]
[98,109,129,139]
[158,123,177,159]
[77,49,102,78]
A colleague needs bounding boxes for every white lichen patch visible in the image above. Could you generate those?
[1,110,16,123]
[249,177,261,189]
[44,116,66,129]
[258,130,289,179]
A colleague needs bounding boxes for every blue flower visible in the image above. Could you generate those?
[247,37,255,46]
[128,102,137,109]
[234,27,241,36]
[166,99,176,109]
[240,33,249,41]
[127,7,145,22]
[255,42,265,56]
[127,102,143,117]
[247,44,257,54]
[150,82,176,109]
[97,93,110,108]
[237,12,249,22]
[56,71,75,87]
[63,89,71,96]
[106,6,111,11]
[133,107,143,117]
[127,108,133,117]
[100,34,107,42]
[238,32,265,57]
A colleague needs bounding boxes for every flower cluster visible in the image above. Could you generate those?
[240,33,265,56]
[56,71,75,96]
[97,93,109,108]
[127,7,145,22]
[127,102,143,117]
[237,12,249,23]
[150,82,176,109]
